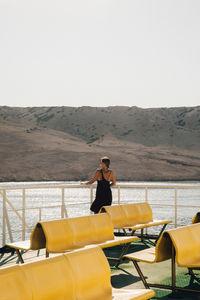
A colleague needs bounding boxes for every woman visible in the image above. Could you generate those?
[85,156,116,214]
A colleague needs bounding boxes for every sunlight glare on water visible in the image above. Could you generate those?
[0,181,200,246]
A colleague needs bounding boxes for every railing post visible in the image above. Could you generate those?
[118,186,120,205]
[61,188,65,218]
[174,188,178,228]
[2,190,6,245]
[22,189,26,240]
[145,187,148,202]
[39,208,42,221]
[145,187,148,235]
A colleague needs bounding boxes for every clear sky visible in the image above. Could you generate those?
[0,0,200,108]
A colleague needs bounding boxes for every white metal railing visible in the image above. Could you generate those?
[0,183,200,247]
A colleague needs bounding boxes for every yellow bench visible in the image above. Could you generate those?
[123,223,200,294]
[192,211,200,224]
[6,213,138,264]
[0,246,155,300]
[101,203,172,242]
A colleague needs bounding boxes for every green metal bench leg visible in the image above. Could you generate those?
[16,249,24,264]
[131,260,150,289]
[141,229,144,242]
[115,243,131,268]
[123,229,127,235]
[171,244,176,293]
[138,245,200,294]
[155,224,167,244]
[188,268,200,284]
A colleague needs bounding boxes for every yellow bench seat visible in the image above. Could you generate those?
[121,219,172,231]
[0,246,155,300]
[6,213,138,263]
[192,211,200,224]
[101,203,172,241]
[125,247,156,263]
[123,223,200,293]
[112,288,155,300]
[6,240,31,251]
[96,235,139,249]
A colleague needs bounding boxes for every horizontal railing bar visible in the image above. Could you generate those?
[6,203,200,212]
[7,203,91,212]
[147,203,200,208]
[3,229,35,234]
[119,203,200,208]
[7,205,62,211]
[0,184,200,191]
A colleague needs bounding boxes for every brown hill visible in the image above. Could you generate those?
[0,106,200,181]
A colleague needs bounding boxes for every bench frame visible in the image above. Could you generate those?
[101,203,172,245]
[123,223,169,245]
[124,223,200,295]
[6,214,138,265]
[131,244,200,294]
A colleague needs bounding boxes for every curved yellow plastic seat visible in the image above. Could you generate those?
[64,246,155,300]
[22,255,75,300]
[101,205,128,228]
[122,204,141,226]
[64,246,112,300]
[192,211,200,224]
[37,218,74,252]
[101,203,172,238]
[112,288,155,300]
[0,266,32,300]
[135,203,153,224]
[165,223,200,268]
[124,223,200,292]
[6,213,138,264]
[0,246,155,300]
[86,213,114,243]
[68,216,94,248]
[124,231,172,263]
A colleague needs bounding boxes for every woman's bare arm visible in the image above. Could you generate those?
[110,171,116,187]
[85,170,99,185]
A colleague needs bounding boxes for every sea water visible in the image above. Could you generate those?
[0,181,200,246]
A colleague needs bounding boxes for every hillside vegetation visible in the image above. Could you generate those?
[0,106,200,181]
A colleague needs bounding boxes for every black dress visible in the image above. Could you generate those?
[90,169,112,214]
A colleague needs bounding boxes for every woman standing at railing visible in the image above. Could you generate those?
[85,156,116,214]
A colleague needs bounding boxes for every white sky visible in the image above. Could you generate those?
[0,0,200,108]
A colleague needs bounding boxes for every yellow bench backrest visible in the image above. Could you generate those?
[22,255,76,300]
[166,223,200,267]
[122,204,140,226]
[135,202,153,223]
[68,216,94,248]
[35,218,74,253]
[89,213,114,243]
[31,222,46,250]
[0,266,32,300]
[31,213,114,253]
[64,247,112,300]
[102,203,153,227]
[0,247,113,300]
[101,205,127,227]
[155,232,172,262]
[192,212,200,224]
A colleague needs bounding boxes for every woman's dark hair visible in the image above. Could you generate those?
[101,156,110,168]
